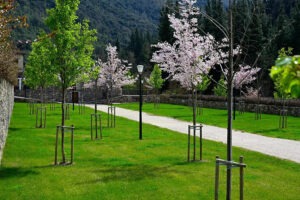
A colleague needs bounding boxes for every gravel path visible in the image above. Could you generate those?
[86,104,300,163]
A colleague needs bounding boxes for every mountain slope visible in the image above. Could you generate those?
[14,0,166,51]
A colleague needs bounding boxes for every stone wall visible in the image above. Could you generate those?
[0,78,14,165]
[160,94,300,117]
[15,87,300,117]
[14,86,121,104]
[109,94,300,117]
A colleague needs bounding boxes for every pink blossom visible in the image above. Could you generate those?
[97,44,134,90]
[151,0,219,90]
[233,65,261,89]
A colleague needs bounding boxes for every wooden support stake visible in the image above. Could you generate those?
[240,156,244,200]
[187,126,191,162]
[215,156,220,200]
[71,125,74,164]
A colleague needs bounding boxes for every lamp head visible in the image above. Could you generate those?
[137,65,144,74]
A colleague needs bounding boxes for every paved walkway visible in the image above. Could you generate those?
[86,104,300,164]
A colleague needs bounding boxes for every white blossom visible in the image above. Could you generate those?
[151,0,219,90]
[97,44,134,90]
[233,65,261,89]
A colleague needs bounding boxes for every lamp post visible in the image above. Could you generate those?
[72,85,76,111]
[137,65,144,140]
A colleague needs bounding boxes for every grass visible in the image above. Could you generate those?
[0,103,299,199]
[116,102,300,141]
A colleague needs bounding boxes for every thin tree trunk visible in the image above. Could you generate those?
[61,87,66,164]
[192,87,197,161]
[192,86,196,126]
[227,0,234,199]
[94,79,97,114]
[40,87,43,106]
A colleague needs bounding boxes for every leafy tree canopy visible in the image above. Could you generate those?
[270,48,300,98]
[149,64,164,90]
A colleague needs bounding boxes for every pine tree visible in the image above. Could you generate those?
[275,1,293,48]
[290,0,300,54]
[242,0,266,65]
[203,0,226,41]
[158,0,177,44]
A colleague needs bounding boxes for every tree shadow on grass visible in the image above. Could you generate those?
[0,167,39,179]
[172,115,192,119]
[254,128,283,133]
[8,127,23,131]
[33,164,56,169]
[78,164,191,185]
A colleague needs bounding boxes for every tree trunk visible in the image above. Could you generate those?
[192,87,197,126]
[61,87,66,164]
[94,79,97,114]
[227,0,234,199]
[40,87,43,106]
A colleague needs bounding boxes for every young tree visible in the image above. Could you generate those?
[270,50,300,98]
[89,61,102,113]
[45,0,97,164]
[149,64,164,108]
[201,0,295,198]
[151,0,220,126]
[97,44,134,104]
[25,32,56,104]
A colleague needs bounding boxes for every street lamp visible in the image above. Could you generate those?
[137,65,144,140]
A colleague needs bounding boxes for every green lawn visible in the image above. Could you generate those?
[116,102,300,141]
[0,103,299,199]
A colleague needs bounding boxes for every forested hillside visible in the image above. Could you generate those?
[13,0,167,51]
[12,0,300,96]
[13,0,208,53]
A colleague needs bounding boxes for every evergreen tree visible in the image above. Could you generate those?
[126,29,154,68]
[158,0,177,44]
[156,0,179,91]
[241,0,266,65]
[203,0,226,41]
[275,1,293,48]
[290,0,300,54]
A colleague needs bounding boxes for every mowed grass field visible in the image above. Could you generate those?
[0,103,299,200]
[116,102,300,141]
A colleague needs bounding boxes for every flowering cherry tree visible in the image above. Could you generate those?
[214,64,261,92]
[97,44,134,104]
[245,86,260,98]
[232,65,260,90]
[212,38,261,92]
[151,0,220,125]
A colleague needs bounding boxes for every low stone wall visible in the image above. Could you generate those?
[160,94,300,117]
[0,78,14,165]
[15,87,300,117]
[109,94,300,117]
[14,86,121,104]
